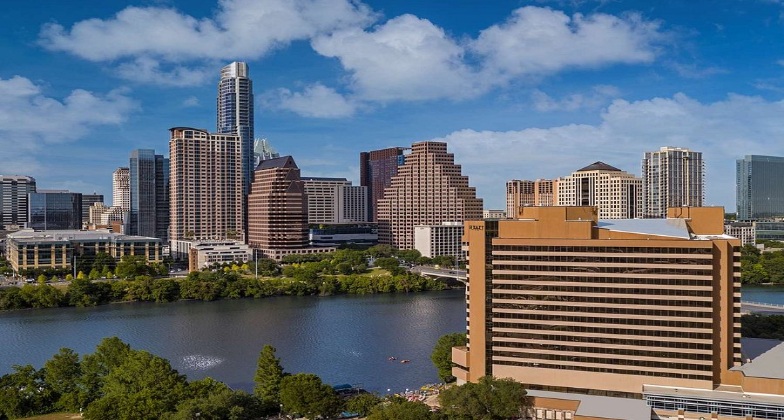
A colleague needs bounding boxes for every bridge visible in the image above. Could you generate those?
[741,301,784,315]
[412,266,467,284]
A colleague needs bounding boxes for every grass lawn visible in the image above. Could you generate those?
[22,413,80,420]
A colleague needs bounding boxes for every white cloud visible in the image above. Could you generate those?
[182,95,200,107]
[430,93,784,209]
[273,83,357,118]
[667,61,729,79]
[0,76,138,173]
[531,85,620,111]
[116,57,211,87]
[39,0,376,85]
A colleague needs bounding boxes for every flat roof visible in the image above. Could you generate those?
[732,337,784,380]
[644,384,784,406]
[8,229,159,242]
[597,218,691,239]
[526,390,651,420]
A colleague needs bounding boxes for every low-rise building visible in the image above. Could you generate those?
[754,220,784,243]
[414,222,465,261]
[309,225,378,247]
[5,229,162,275]
[483,209,506,219]
[725,221,755,245]
[185,240,253,272]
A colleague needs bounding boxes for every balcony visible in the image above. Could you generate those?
[452,345,470,368]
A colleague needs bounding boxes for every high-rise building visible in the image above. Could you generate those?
[112,167,130,211]
[642,146,704,218]
[302,177,368,224]
[88,203,125,226]
[454,206,784,419]
[28,190,82,230]
[169,127,244,242]
[0,175,36,229]
[413,222,464,261]
[128,149,169,241]
[377,141,483,249]
[505,179,558,218]
[557,162,642,219]
[80,193,104,224]
[736,155,784,220]
[217,62,254,195]
[247,156,309,252]
[360,147,407,222]
[253,138,280,167]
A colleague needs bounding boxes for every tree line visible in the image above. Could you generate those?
[0,335,530,420]
[741,244,784,284]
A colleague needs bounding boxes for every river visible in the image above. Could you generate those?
[0,290,466,393]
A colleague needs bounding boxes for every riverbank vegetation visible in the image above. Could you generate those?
[0,247,450,312]
[1,337,530,420]
[741,244,784,284]
[742,314,784,340]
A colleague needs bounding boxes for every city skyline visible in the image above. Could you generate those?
[5,0,784,209]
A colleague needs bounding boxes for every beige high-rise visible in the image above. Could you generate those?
[557,162,642,219]
[505,179,558,218]
[377,141,482,249]
[169,127,244,242]
[112,167,130,211]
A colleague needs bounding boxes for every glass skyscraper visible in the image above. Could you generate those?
[737,155,784,220]
[217,62,254,195]
[129,149,169,240]
[1,175,36,229]
[28,190,82,230]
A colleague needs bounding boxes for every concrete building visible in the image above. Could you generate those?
[0,175,36,229]
[5,229,161,275]
[377,141,483,249]
[483,209,506,219]
[217,61,254,196]
[642,146,704,218]
[506,179,558,218]
[247,156,332,260]
[169,127,244,242]
[754,220,784,243]
[309,225,378,247]
[80,193,104,225]
[28,190,82,231]
[455,206,784,419]
[737,155,784,220]
[414,222,464,261]
[112,167,130,211]
[184,240,253,272]
[360,147,407,222]
[129,149,169,241]
[88,203,125,227]
[302,177,368,224]
[557,162,642,219]
[724,221,755,246]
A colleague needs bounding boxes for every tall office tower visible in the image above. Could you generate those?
[642,146,704,218]
[360,147,407,222]
[217,62,254,195]
[253,138,280,167]
[247,156,308,250]
[557,162,642,219]
[0,175,36,229]
[505,179,558,218]
[455,207,784,419]
[377,141,483,249]
[169,127,244,242]
[129,149,169,241]
[80,193,104,224]
[736,155,784,220]
[112,167,130,211]
[28,190,82,230]
[302,177,368,224]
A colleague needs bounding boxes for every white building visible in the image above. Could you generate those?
[724,221,754,246]
[557,162,642,220]
[302,177,367,224]
[414,222,465,261]
[483,209,506,219]
[112,167,130,211]
[180,240,253,271]
[642,147,704,218]
[88,203,125,226]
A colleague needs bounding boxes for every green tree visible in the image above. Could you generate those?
[65,273,74,281]
[92,252,115,272]
[254,345,285,409]
[743,263,769,285]
[66,277,100,307]
[438,376,529,420]
[0,364,56,419]
[88,268,101,280]
[151,278,180,302]
[37,274,47,284]
[431,332,467,382]
[374,257,400,271]
[396,249,422,263]
[44,348,83,412]
[367,399,437,420]
[77,271,86,280]
[166,388,264,420]
[346,393,382,416]
[115,255,154,279]
[367,244,393,258]
[78,337,133,404]
[279,373,343,419]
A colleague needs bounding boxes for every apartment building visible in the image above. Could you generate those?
[360,147,407,222]
[112,167,130,211]
[301,177,368,225]
[506,179,557,218]
[0,175,36,229]
[414,222,465,261]
[642,147,704,218]
[557,162,642,219]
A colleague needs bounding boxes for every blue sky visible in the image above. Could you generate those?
[2,0,784,210]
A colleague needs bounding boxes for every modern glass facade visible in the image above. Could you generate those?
[737,155,784,220]
[217,62,254,196]
[0,175,36,228]
[129,149,169,241]
[80,193,104,223]
[28,191,82,230]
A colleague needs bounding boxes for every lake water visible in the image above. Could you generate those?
[741,285,784,305]
[0,290,466,393]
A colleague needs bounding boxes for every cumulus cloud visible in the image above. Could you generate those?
[39,0,376,85]
[182,95,200,107]
[273,83,358,118]
[431,93,784,208]
[531,85,620,111]
[116,57,211,87]
[0,75,138,173]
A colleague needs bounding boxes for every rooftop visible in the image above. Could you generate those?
[7,229,159,242]
[255,156,297,171]
[301,177,349,182]
[598,218,691,239]
[576,161,622,172]
[733,337,784,380]
[526,389,651,420]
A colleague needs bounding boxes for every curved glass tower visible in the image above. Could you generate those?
[217,62,254,194]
